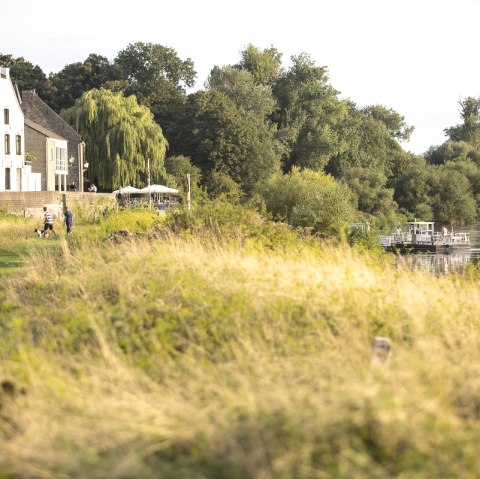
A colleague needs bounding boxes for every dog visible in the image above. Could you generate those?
[34,228,45,237]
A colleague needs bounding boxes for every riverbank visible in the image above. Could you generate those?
[1,208,480,477]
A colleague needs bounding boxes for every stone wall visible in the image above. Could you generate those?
[0,191,115,218]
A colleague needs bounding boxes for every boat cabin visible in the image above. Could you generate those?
[407,221,434,236]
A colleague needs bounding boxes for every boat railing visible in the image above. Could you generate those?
[412,233,432,244]
[431,232,469,245]
[379,231,470,247]
[379,233,413,246]
[449,232,469,244]
[379,235,392,247]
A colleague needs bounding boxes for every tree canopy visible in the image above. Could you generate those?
[445,97,480,148]
[46,54,119,111]
[172,89,281,194]
[0,53,49,97]
[236,44,283,86]
[62,89,167,191]
[3,42,480,228]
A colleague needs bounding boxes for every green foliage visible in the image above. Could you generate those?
[114,42,195,142]
[0,53,49,98]
[165,155,203,199]
[114,42,196,101]
[342,167,397,217]
[162,199,304,251]
[206,65,277,118]
[430,167,477,225]
[346,224,383,250]
[205,169,243,203]
[444,159,480,202]
[62,89,167,191]
[272,53,348,172]
[258,167,355,237]
[425,140,480,165]
[173,90,280,194]
[76,208,164,241]
[46,54,119,111]
[361,104,414,141]
[326,102,412,179]
[394,161,478,224]
[236,44,283,86]
[66,196,115,224]
[445,97,480,148]
[393,161,434,219]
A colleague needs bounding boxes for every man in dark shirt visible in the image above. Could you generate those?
[64,206,73,235]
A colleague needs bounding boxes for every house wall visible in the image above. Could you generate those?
[0,67,26,192]
[47,139,56,191]
[25,123,48,190]
[21,91,85,191]
[25,125,69,192]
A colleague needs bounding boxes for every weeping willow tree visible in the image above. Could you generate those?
[62,88,168,191]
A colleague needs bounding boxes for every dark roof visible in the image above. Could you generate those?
[25,118,67,141]
[21,90,82,142]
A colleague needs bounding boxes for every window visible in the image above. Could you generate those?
[56,147,67,171]
[4,134,10,155]
[16,135,21,155]
[4,168,10,190]
[4,108,9,124]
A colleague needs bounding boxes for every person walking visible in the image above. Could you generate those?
[64,206,73,235]
[42,206,58,237]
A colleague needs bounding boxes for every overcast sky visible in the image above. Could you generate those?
[2,0,479,154]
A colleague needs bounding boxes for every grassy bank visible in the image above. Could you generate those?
[1,207,480,478]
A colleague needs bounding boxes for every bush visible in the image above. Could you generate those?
[163,199,305,251]
[258,168,355,238]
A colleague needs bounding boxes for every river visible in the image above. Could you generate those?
[399,224,480,275]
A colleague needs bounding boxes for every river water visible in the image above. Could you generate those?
[399,224,480,275]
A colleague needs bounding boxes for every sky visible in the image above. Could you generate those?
[2,0,479,154]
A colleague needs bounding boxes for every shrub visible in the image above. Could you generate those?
[258,167,355,237]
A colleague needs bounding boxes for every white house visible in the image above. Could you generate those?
[0,66,32,191]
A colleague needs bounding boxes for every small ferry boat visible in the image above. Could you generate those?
[379,221,470,253]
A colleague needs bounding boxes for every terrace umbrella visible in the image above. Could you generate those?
[139,184,179,194]
[112,186,141,194]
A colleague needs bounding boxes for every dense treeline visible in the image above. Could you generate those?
[2,44,480,232]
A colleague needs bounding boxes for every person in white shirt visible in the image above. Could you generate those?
[42,206,58,237]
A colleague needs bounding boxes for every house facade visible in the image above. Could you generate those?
[25,118,68,191]
[21,90,86,192]
[0,67,29,191]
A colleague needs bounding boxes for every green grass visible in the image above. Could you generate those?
[1,206,480,478]
[0,249,22,273]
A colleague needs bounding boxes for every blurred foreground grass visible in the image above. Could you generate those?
[1,207,480,478]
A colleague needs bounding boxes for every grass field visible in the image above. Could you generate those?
[1,207,480,478]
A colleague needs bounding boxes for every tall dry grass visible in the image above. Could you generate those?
[1,221,480,477]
